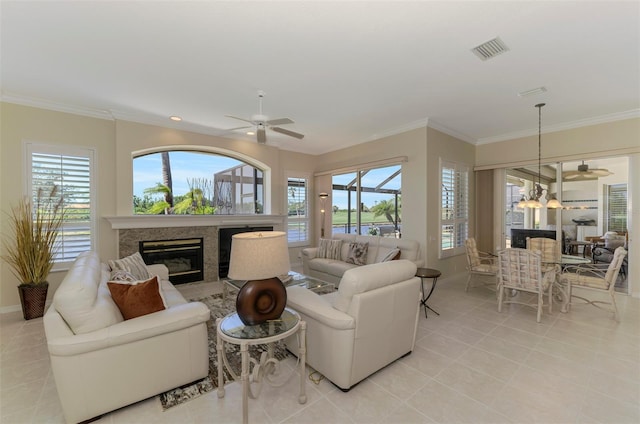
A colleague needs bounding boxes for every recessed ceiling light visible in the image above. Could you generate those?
[170,116,182,121]
[518,87,547,97]
[246,131,255,135]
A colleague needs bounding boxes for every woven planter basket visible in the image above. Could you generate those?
[18,283,49,320]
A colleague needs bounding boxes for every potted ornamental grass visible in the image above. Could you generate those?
[2,186,63,320]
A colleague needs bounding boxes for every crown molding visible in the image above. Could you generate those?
[108,109,234,139]
[427,119,476,144]
[362,117,429,143]
[0,91,114,120]
[4,91,637,151]
[477,109,640,145]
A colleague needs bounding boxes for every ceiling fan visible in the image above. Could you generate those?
[563,161,613,180]
[225,91,304,144]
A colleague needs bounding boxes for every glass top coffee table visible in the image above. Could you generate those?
[223,271,334,299]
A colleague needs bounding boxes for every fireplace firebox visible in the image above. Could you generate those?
[139,238,204,284]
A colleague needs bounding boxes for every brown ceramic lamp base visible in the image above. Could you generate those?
[235,277,287,326]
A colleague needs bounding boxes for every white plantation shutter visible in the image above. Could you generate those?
[440,160,469,257]
[286,175,309,245]
[27,143,95,264]
[606,184,627,233]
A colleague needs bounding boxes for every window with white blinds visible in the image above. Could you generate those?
[286,175,309,245]
[26,143,95,265]
[606,184,627,233]
[440,160,469,258]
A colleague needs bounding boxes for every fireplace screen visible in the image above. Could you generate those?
[139,238,204,284]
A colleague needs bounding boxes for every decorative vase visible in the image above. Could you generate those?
[18,283,49,320]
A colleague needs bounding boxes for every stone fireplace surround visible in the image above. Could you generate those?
[120,226,217,282]
[106,215,286,283]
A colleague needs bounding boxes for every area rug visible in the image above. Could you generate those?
[158,292,290,410]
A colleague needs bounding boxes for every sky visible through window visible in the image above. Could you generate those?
[134,152,400,210]
[133,152,243,198]
[332,166,401,210]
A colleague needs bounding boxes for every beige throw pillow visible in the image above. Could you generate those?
[345,242,369,265]
[108,252,151,280]
[318,238,343,260]
[380,248,401,262]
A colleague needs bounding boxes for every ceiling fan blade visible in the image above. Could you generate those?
[266,118,294,126]
[225,115,254,124]
[591,169,612,176]
[563,173,579,180]
[257,127,267,144]
[271,126,305,139]
[226,125,252,131]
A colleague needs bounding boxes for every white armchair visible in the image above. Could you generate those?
[43,252,210,423]
[285,260,421,391]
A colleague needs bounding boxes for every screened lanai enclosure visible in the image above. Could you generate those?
[331,164,402,237]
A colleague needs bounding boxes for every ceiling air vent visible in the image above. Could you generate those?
[471,37,509,61]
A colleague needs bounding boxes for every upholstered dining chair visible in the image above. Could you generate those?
[559,246,627,322]
[464,238,498,292]
[497,248,556,322]
[526,237,561,267]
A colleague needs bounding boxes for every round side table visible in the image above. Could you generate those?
[416,268,442,318]
[216,308,307,424]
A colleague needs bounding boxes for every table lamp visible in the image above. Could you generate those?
[228,231,291,325]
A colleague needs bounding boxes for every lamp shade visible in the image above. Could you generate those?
[546,198,562,209]
[228,231,290,280]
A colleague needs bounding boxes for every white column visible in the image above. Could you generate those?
[493,168,506,251]
[629,154,639,298]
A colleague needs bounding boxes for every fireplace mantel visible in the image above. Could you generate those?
[105,215,286,230]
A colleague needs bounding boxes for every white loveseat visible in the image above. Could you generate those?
[285,260,421,390]
[43,251,211,423]
[302,234,423,285]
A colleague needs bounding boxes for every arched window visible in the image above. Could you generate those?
[133,151,264,215]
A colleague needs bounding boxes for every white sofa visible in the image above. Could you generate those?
[302,234,423,285]
[43,251,211,423]
[285,260,421,390]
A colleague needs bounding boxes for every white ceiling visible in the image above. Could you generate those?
[1,1,639,155]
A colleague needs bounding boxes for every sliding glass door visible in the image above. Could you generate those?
[503,156,629,293]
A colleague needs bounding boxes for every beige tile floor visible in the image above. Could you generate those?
[1,274,639,423]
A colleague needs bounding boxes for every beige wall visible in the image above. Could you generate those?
[278,149,319,265]
[0,103,117,308]
[476,118,640,295]
[114,120,285,216]
[315,127,429,267]
[0,104,322,309]
[476,118,640,169]
[426,127,476,276]
[4,102,636,309]
[475,169,494,253]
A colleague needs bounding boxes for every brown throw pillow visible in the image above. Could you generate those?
[107,276,166,320]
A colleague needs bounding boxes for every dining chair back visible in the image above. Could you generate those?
[497,248,556,322]
[560,246,627,321]
[526,237,561,263]
[464,238,498,292]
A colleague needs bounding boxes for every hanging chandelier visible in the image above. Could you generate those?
[517,103,563,209]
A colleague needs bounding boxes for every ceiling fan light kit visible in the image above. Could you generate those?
[225,91,305,144]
